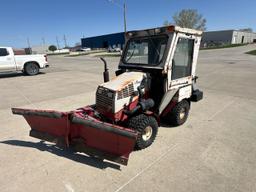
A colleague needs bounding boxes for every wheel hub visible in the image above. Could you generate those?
[29,65,37,73]
[179,108,186,120]
[142,126,153,141]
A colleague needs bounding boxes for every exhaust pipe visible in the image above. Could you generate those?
[100,57,110,82]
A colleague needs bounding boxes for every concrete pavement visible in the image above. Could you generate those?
[0,44,256,192]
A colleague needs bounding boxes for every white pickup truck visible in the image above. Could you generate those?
[0,47,49,76]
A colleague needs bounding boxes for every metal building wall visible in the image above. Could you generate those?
[201,30,234,45]
[232,31,256,44]
[81,32,125,49]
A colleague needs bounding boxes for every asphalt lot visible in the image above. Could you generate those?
[0,44,256,192]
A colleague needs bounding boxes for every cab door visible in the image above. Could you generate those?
[159,33,198,115]
[169,34,195,89]
[0,48,16,72]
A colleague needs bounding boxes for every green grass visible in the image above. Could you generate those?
[201,43,247,50]
[94,53,121,57]
[47,52,69,56]
[65,50,106,57]
[245,49,256,55]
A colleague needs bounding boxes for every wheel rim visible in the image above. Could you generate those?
[142,126,153,141]
[179,107,186,120]
[27,64,38,74]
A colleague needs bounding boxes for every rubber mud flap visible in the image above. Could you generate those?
[12,108,63,119]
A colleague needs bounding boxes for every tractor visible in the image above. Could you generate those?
[12,26,203,165]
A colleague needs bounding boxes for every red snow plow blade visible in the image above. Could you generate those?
[12,107,137,165]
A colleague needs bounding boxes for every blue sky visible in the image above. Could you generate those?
[0,0,255,48]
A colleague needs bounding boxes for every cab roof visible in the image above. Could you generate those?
[126,25,203,39]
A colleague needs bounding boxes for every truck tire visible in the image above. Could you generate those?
[24,62,39,76]
[167,100,190,126]
[127,114,158,150]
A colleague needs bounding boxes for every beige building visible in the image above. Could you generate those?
[202,30,256,46]
[31,45,49,54]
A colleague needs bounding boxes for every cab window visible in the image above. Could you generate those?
[123,35,168,65]
[171,38,194,80]
[0,48,9,57]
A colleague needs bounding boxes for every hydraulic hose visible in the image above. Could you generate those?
[124,99,155,116]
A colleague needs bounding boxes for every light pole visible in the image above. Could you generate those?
[123,2,127,33]
[108,0,127,33]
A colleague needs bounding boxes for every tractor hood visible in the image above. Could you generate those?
[100,72,146,92]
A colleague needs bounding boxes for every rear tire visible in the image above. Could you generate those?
[24,62,39,76]
[167,100,190,126]
[127,114,158,150]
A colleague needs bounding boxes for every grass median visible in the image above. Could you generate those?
[201,43,247,50]
[245,49,256,55]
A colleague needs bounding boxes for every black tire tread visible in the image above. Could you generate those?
[127,114,158,150]
[169,100,190,126]
[24,62,39,76]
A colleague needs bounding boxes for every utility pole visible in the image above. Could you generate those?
[63,35,68,48]
[27,37,31,48]
[56,36,60,50]
[108,0,127,43]
[123,2,127,33]
[42,37,46,46]
[42,37,47,53]
[27,37,32,54]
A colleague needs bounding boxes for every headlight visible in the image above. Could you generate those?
[107,92,113,98]
[98,89,102,94]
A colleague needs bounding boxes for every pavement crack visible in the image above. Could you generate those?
[208,98,237,121]
[114,143,178,192]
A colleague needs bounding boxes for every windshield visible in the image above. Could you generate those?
[123,35,169,65]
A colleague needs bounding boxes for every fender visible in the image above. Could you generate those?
[158,89,178,116]
[143,111,161,125]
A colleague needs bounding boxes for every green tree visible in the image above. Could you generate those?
[171,9,206,31]
[163,20,171,26]
[48,45,57,52]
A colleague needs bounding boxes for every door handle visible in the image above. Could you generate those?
[6,57,12,61]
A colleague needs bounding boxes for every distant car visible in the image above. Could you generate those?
[0,47,49,76]
[76,48,91,52]
[82,47,91,52]
[108,47,121,52]
[76,49,84,52]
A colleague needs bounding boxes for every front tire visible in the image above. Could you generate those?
[24,62,39,76]
[127,114,158,150]
[167,100,190,126]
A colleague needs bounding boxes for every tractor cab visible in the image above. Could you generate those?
[116,26,203,114]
